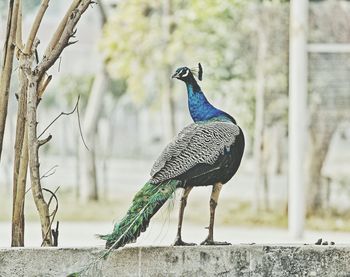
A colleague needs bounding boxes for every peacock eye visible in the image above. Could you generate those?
[182,69,189,77]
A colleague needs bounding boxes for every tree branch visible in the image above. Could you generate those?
[24,0,50,54]
[40,165,58,180]
[38,96,80,139]
[0,0,20,160]
[15,0,23,54]
[1,0,14,69]
[38,134,52,147]
[37,0,94,80]
[38,74,52,98]
[43,0,80,58]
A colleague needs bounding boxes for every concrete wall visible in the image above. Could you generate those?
[1,245,350,277]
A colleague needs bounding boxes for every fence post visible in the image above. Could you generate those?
[288,0,309,239]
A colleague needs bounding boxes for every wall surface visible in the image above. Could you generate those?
[1,244,350,277]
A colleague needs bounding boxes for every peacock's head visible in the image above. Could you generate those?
[172,63,203,82]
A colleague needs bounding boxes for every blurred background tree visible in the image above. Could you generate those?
[101,0,253,136]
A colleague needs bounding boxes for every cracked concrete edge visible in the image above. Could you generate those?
[1,244,350,277]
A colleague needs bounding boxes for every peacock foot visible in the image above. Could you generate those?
[200,238,231,246]
[173,237,197,246]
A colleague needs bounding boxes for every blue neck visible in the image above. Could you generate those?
[185,82,235,123]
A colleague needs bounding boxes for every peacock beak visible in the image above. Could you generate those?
[172,72,180,79]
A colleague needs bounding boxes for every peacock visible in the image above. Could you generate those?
[100,63,245,249]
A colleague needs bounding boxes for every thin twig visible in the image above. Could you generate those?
[38,96,79,139]
[37,96,89,150]
[38,74,52,98]
[38,134,52,147]
[40,165,59,180]
[47,186,60,210]
[25,165,59,194]
[41,187,59,246]
[35,49,39,64]
[76,97,89,150]
[71,28,77,38]
[67,40,78,46]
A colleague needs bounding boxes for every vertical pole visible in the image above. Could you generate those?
[288,0,309,239]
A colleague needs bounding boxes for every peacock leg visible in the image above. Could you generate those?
[173,186,196,246]
[201,183,231,246]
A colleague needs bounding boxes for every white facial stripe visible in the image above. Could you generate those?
[182,69,189,77]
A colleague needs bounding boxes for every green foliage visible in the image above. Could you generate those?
[101,0,256,132]
[108,78,127,100]
[101,0,246,101]
[101,0,290,144]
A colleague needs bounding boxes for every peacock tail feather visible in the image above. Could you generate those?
[100,179,180,249]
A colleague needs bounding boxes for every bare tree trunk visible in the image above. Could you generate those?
[27,74,53,246]
[80,70,109,201]
[273,123,285,175]
[102,107,118,199]
[0,0,19,161]
[12,129,28,246]
[263,171,269,211]
[75,131,80,199]
[11,58,29,247]
[306,117,337,215]
[11,0,30,247]
[81,128,98,201]
[253,20,267,212]
[79,0,110,202]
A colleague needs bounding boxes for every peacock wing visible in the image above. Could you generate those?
[150,123,199,176]
[150,121,241,184]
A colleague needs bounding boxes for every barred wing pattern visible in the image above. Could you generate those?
[150,121,241,184]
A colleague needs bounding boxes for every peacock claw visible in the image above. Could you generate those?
[173,237,196,246]
[200,239,231,246]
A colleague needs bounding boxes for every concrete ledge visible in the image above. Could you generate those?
[1,245,350,276]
